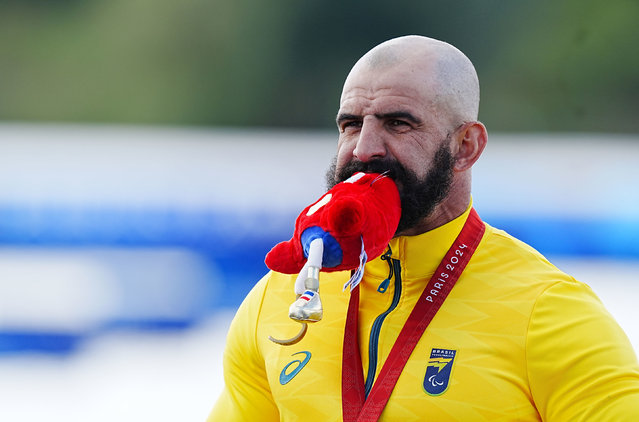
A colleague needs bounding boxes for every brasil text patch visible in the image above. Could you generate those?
[423,348,457,396]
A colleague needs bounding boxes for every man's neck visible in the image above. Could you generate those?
[395,194,470,237]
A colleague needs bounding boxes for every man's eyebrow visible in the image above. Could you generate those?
[336,111,423,126]
[336,113,361,125]
[375,111,422,125]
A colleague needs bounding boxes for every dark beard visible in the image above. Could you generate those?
[325,143,454,234]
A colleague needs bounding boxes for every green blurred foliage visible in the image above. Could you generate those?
[0,0,637,132]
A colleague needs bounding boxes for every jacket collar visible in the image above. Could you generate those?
[366,202,473,280]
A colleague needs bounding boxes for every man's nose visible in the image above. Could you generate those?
[352,119,386,162]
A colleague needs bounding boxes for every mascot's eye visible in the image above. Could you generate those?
[344,172,366,184]
[307,194,332,216]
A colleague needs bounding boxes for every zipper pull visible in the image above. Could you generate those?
[378,245,393,293]
[377,278,390,293]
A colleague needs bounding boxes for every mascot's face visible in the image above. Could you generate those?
[265,172,401,275]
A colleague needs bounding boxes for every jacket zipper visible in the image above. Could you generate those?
[364,255,402,398]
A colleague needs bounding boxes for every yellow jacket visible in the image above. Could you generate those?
[209,207,639,421]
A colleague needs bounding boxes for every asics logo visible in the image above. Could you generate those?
[279,351,311,385]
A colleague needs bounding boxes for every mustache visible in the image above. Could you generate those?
[327,158,410,189]
[325,145,454,235]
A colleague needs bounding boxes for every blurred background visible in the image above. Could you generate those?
[0,0,638,420]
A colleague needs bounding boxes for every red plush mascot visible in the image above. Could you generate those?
[265,172,401,345]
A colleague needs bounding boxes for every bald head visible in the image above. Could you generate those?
[342,35,480,125]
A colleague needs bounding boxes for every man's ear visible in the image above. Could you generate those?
[452,121,487,172]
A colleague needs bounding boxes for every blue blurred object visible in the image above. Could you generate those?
[0,125,637,355]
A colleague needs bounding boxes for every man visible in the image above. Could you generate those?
[208,35,639,421]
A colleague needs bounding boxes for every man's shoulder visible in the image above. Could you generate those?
[475,222,576,285]
[482,223,545,256]
[481,223,557,265]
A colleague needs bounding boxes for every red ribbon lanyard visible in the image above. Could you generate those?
[342,208,485,422]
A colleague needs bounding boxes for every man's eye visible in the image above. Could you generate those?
[389,120,409,127]
[342,121,361,130]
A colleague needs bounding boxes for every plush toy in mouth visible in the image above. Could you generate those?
[265,171,401,345]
